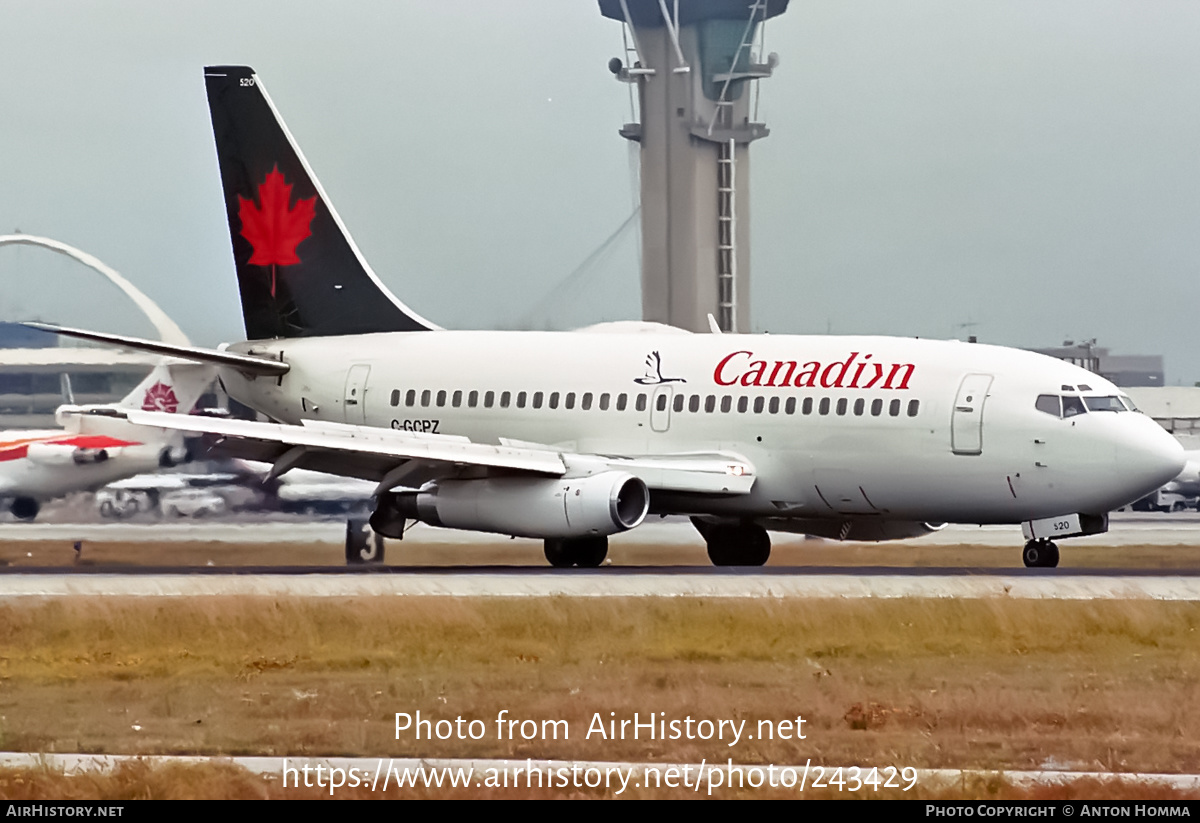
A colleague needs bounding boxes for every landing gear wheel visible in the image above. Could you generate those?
[705,523,771,567]
[1022,539,1059,569]
[544,539,574,568]
[573,536,608,568]
[543,536,609,568]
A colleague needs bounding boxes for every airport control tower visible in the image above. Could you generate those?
[599,0,790,333]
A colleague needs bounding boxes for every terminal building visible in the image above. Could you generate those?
[1032,340,1200,443]
[0,322,157,428]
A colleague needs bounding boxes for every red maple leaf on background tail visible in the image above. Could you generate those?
[237,165,317,296]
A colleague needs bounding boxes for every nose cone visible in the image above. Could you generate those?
[1117,417,1185,500]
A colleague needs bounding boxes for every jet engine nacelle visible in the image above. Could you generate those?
[765,518,947,542]
[25,442,111,467]
[373,472,650,539]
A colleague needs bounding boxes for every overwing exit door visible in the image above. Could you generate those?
[344,364,371,424]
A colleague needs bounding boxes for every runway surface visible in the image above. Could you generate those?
[1,752,1196,795]
[1,567,1199,599]
[3,511,1200,546]
[3,512,1200,598]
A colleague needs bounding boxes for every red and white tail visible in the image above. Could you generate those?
[117,361,215,415]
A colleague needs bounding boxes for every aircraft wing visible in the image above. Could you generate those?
[63,409,756,496]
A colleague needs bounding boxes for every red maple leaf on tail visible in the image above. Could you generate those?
[237,165,317,296]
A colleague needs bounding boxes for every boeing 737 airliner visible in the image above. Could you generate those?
[31,66,1185,568]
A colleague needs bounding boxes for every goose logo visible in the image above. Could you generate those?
[634,351,686,385]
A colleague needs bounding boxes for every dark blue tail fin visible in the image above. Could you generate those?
[204,66,437,340]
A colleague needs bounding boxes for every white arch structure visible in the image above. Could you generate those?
[0,234,191,346]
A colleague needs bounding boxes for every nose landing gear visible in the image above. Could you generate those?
[1022,539,1059,568]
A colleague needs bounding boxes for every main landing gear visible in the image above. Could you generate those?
[1022,539,1059,569]
[692,518,771,566]
[544,536,608,568]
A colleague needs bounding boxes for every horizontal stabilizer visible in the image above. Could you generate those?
[22,323,290,376]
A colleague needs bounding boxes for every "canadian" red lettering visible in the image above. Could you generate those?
[711,351,916,390]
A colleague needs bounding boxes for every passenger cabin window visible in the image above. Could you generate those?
[871,398,882,416]
[533,391,544,409]
[673,394,684,413]
[738,396,749,413]
[688,394,700,413]
[616,393,628,411]
[599,393,610,411]
[705,395,716,413]
[853,398,864,416]
[802,398,813,415]
[818,398,830,416]
[836,398,847,416]
[406,389,416,407]
[452,390,462,408]
[468,390,478,408]
[517,391,527,408]
[785,397,796,415]
[753,397,765,414]
[436,390,446,407]
[635,394,647,412]
[500,391,511,408]
[582,393,593,410]
[421,389,431,408]
[907,399,920,417]
[390,389,400,407]
[549,392,560,409]
[721,396,732,413]
[484,390,495,408]
[889,399,901,417]
[565,392,575,410]
[658,394,669,412]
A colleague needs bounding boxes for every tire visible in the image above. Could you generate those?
[544,539,574,568]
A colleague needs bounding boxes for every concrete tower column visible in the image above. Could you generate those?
[600,0,789,333]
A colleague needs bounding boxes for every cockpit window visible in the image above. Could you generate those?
[1035,395,1061,417]
[1062,396,1087,417]
[1084,395,1125,413]
[1039,391,1131,418]
[1078,384,1092,391]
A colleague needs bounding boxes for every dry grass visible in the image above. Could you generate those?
[0,596,1198,784]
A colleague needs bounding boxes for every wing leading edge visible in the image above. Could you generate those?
[62,409,756,497]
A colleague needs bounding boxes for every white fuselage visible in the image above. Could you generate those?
[0,426,169,502]
[219,330,1183,525]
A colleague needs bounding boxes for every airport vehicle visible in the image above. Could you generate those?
[1131,450,1200,511]
[0,362,212,520]
[35,66,1184,568]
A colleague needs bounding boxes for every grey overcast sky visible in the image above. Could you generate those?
[2,2,1199,381]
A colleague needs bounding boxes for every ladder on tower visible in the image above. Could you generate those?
[717,138,737,333]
